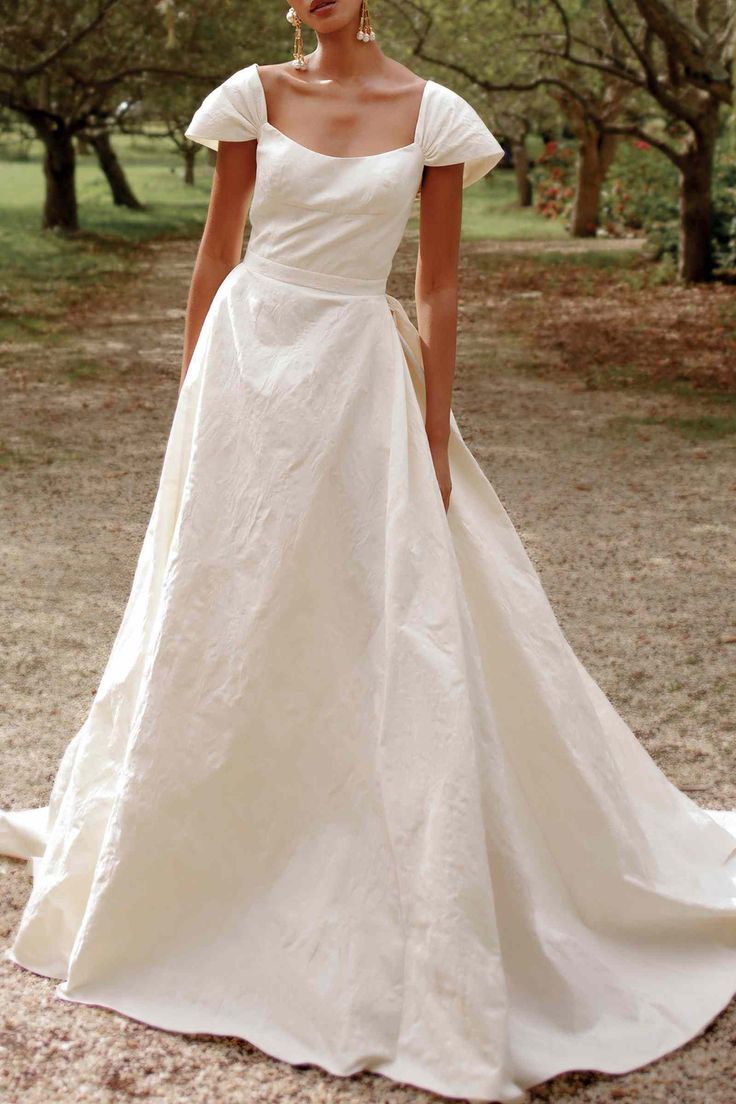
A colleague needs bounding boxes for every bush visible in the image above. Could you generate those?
[712,153,736,273]
[0,132,35,162]
[530,131,735,275]
[599,138,678,244]
[529,140,576,222]
[600,137,736,274]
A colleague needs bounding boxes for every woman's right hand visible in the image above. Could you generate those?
[427,433,452,512]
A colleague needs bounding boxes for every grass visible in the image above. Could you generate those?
[6,132,732,425]
[607,413,736,440]
[0,132,213,235]
[404,170,568,241]
[589,370,736,401]
[460,172,569,241]
[0,132,213,335]
[63,359,107,381]
[1,137,565,336]
[468,246,657,289]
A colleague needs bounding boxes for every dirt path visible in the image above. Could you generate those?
[1,234,734,1104]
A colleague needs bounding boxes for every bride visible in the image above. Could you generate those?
[2,2,735,1102]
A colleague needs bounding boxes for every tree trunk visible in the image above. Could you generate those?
[38,124,79,232]
[570,127,618,237]
[89,131,144,209]
[183,145,197,186]
[512,140,532,207]
[678,137,715,283]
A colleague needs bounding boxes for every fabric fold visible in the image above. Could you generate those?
[3,71,736,1101]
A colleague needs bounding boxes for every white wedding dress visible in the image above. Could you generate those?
[2,62,736,1104]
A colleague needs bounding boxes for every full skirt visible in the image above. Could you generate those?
[2,259,736,1103]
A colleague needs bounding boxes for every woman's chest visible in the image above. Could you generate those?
[252,127,424,217]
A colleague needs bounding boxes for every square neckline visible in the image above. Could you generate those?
[253,64,431,161]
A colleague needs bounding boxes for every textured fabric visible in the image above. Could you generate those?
[185,64,262,149]
[185,63,505,186]
[419,78,505,186]
[2,62,736,1104]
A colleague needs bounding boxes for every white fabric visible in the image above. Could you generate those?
[185,64,262,149]
[185,63,505,187]
[2,62,736,1104]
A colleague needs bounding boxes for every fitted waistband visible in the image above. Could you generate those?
[242,251,388,297]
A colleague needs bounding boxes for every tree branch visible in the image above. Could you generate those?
[0,0,122,80]
[603,121,686,166]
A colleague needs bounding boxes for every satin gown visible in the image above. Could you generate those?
[2,62,735,1104]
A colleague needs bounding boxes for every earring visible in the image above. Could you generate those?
[286,7,307,69]
[356,0,376,41]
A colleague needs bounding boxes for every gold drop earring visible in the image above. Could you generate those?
[286,7,307,69]
[356,0,376,41]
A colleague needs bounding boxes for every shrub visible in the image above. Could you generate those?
[712,153,736,274]
[530,131,735,275]
[529,140,576,222]
[599,138,678,243]
[601,137,735,274]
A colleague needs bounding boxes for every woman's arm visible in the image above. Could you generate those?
[415,161,464,511]
[179,139,258,392]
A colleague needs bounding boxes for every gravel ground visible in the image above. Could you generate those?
[1,233,735,1104]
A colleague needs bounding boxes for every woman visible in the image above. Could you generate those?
[2,3,736,1102]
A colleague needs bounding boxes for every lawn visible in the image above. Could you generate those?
[459,170,568,241]
[0,133,213,340]
[13,134,726,412]
[0,133,566,337]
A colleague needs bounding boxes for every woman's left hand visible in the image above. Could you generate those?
[428,436,452,512]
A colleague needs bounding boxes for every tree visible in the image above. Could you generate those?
[540,0,735,279]
[387,0,635,235]
[137,2,287,187]
[0,1,170,229]
[491,91,563,208]
[503,111,535,206]
[0,0,277,230]
[389,0,735,280]
[87,128,144,208]
[547,74,629,235]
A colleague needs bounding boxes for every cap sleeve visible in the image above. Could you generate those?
[184,63,264,151]
[419,82,504,188]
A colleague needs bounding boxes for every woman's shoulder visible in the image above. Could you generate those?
[253,61,297,96]
[416,78,505,187]
[420,77,479,114]
[191,61,264,111]
[380,59,428,95]
[217,61,263,95]
[185,63,265,151]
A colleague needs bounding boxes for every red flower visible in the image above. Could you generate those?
[634,140,651,150]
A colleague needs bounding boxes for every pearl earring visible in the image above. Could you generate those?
[286,7,307,69]
[356,0,376,41]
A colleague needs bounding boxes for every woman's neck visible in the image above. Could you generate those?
[308,29,384,82]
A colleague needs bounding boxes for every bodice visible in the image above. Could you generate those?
[248,124,425,284]
[185,63,504,288]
